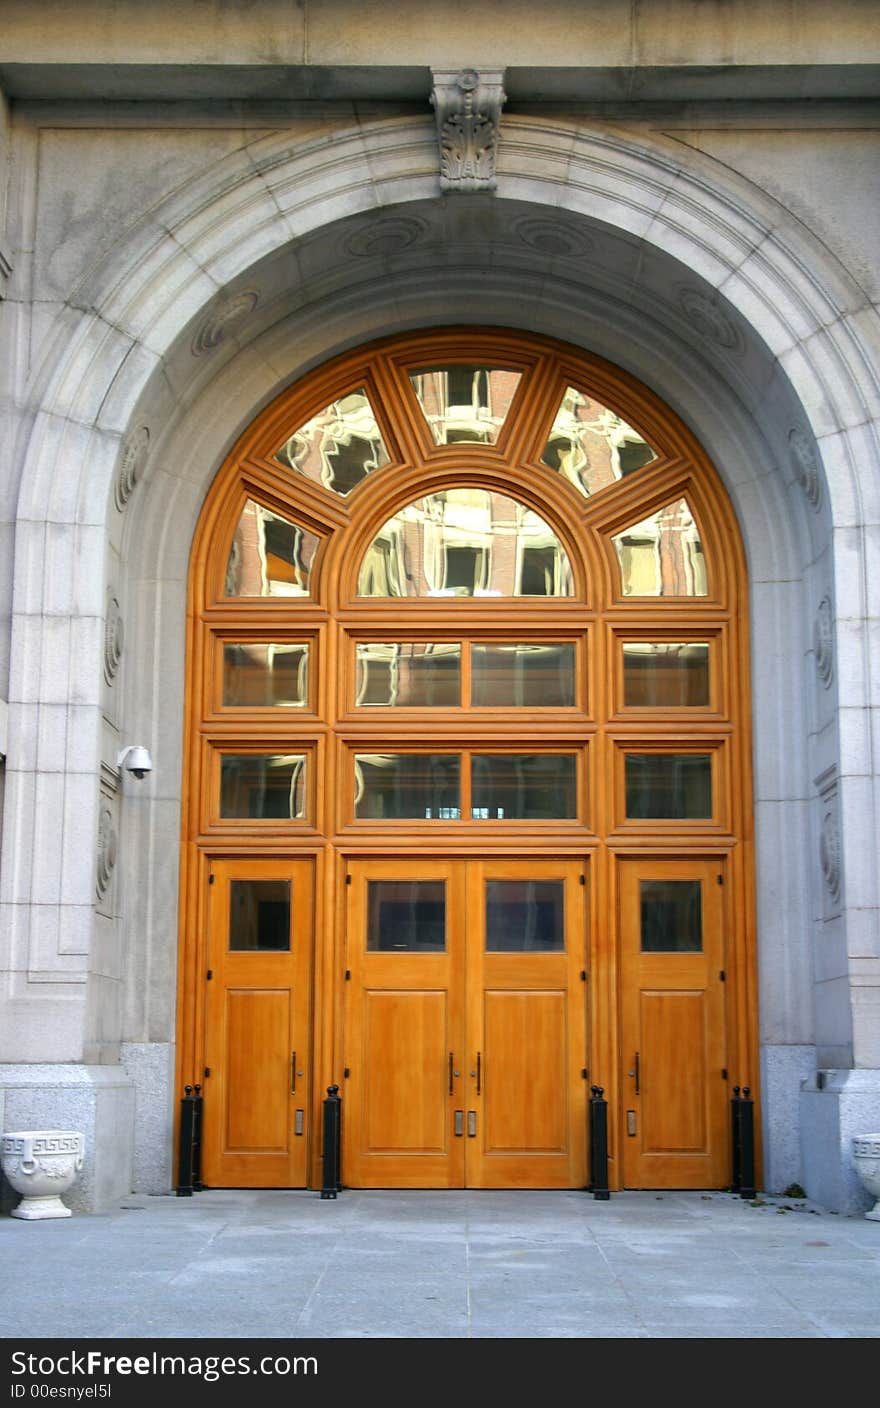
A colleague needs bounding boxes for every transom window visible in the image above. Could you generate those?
[193,330,735,856]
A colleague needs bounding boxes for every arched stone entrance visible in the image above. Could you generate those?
[2,115,878,1210]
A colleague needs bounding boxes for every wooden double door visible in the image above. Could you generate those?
[198,853,730,1191]
[343,858,588,1189]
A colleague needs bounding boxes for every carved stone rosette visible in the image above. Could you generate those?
[430,68,506,192]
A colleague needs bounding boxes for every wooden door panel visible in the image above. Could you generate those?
[363,990,449,1153]
[620,858,728,1188]
[202,858,313,1188]
[482,990,567,1153]
[466,860,587,1189]
[344,860,465,1188]
[224,988,291,1152]
[640,991,706,1154]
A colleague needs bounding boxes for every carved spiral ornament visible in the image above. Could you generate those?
[103,593,124,684]
[512,216,595,259]
[192,290,260,355]
[819,806,841,902]
[814,595,834,688]
[96,805,118,901]
[342,217,427,259]
[678,288,743,352]
[114,425,150,510]
[789,428,822,509]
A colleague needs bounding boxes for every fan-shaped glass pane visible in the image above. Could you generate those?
[357,489,574,598]
[542,387,656,496]
[225,499,319,597]
[409,367,521,445]
[273,389,390,495]
[612,498,707,597]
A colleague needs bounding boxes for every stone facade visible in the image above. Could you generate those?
[0,0,878,1211]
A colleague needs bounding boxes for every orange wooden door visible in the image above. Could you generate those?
[202,858,313,1187]
[619,858,729,1188]
[465,860,589,1189]
[344,858,587,1188]
[343,859,467,1188]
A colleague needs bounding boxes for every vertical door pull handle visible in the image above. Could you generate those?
[291,1051,297,1094]
[449,1051,454,1095]
[476,1052,482,1094]
[467,1111,477,1137]
[454,1110,464,1137]
[628,1052,640,1094]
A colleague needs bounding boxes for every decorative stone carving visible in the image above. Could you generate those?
[96,805,118,902]
[814,595,834,688]
[819,808,840,901]
[430,68,506,192]
[678,287,743,353]
[1,1131,84,1219]
[788,428,822,508]
[343,217,427,259]
[114,425,150,510]
[852,1135,880,1220]
[512,215,594,259]
[192,290,259,356]
[103,591,124,684]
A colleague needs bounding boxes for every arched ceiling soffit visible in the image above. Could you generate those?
[19,116,880,538]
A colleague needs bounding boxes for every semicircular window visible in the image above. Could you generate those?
[612,498,707,597]
[357,488,574,598]
[542,387,656,497]
[273,389,390,495]
[225,499,320,597]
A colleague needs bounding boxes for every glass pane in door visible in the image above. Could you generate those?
[228,880,291,951]
[367,880,447,952]
[640,880,703,952]
[485,880,565,952]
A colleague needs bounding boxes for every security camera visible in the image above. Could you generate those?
[117,745,153,780]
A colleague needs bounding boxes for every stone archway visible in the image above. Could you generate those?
[3,114,878,1209]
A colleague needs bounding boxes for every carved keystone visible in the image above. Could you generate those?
[430,68,506,192]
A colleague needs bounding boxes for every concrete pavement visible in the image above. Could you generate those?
[1,1189,878,1339]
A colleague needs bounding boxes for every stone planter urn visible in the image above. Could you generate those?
[852,1135,880,1221]
[1,1131,84,1219]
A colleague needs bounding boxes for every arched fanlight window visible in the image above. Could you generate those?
[357,488,574,598]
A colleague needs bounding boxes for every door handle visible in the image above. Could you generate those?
[448,1051,460,1094]
[454,1110,464,1137]
[467,1111,476,1137]
[627,1052,640,1095]
[471,1052,481,1094]
[291,1051,298,1094]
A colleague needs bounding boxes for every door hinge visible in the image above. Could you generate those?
[579,874,586,886]
[346,874,352,885]
[206,969,213,980]
[580,970,587,982]
[208,874,215,885]
[581,1068,588,1080]
[717,874,724,885]
[721,1068,728,1080]
[343,1067,350,1079]
[719,970,726,981]
[203,1067,211,1078]
[345,969,351,980]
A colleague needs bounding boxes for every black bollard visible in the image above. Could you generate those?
[176,1085,196,1197]
[589,1085,610,1200]
[320,1084,342,1199]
